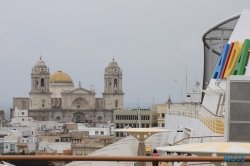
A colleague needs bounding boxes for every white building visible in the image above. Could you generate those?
[38,142,71,153]
[3,132,18,153]
[10,108,33,126]
[69,127,110,136]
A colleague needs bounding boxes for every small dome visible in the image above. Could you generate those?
[35,59,47,68]
[106,60,120,69]
[50,71,72,83]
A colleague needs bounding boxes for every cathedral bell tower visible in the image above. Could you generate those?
[29,58,51,109]
[102,59,124,110]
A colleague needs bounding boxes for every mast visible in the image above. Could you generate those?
[137,98,141,128]
[186,63,188,94]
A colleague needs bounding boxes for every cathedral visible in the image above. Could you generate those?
[11,58,124,125]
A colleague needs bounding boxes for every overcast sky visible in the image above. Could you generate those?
[0,1,250,117]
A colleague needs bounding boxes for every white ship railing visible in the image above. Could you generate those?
[167,103,224,134]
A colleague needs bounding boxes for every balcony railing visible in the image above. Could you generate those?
[0,155,247,162]
[167,104,224,134]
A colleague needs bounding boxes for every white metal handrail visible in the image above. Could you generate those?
[166,104,224,134]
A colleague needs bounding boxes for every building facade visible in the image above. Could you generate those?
[11,58,124,125]
[113,109,157,140]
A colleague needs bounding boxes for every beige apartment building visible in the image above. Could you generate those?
[152,96,173,127]
[152,104,168,127]
[113,109,157,140]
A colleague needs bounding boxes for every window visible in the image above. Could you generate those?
[5,145,8,149]
[162,113,165,118]
[10,144,15,152]
[158,113,160,117]
[115,101,118,107]
[22,119,24,121]
[100,131,104,135]
[187,95,191,97]
[95,131,99,135]
[55,139,59,142]
[162,123,165,127]
[114,79,117,87]
[22,112,24,115]
[42,101,45,108]
[116,132,119,137]
[76,149,82,156]
[41,78,44,87]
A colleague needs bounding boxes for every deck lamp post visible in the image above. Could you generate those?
[113,128,172,166]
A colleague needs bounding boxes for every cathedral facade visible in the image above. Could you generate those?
[11,59,124,125]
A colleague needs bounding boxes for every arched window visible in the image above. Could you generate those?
[114,79,117,87]
[41,78,44,87]
[115,101,118,107]
[76,115,80,121]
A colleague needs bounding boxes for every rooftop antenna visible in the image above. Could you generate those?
[181,90,182,103]
[186,63,188,93]
[113,55,114,61]
[137,98,141,128]
[40,55,42,60]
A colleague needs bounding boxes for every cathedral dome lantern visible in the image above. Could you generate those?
[106,61,120,69]
[34,59,47,68]
[50,71,73,83]
[105,59,122,74]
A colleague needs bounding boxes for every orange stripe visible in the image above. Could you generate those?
[221,42,234,78]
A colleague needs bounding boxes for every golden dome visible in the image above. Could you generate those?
[50,71,72,83]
